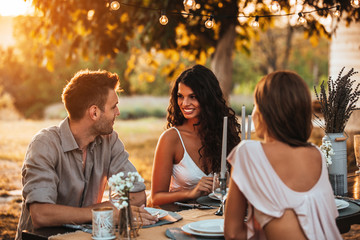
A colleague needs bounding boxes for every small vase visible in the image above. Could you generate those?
[324,132,348,196]
[118,203,141,240]
[118,204,133,240]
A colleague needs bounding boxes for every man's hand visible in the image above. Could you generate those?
[131,205,159,226]
[129,191,147,206]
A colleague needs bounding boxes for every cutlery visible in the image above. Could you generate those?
[63,224,92,233]
[174,202,215,209]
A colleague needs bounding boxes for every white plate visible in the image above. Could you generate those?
[181,222,224,237]
[92,236,116,240]
[335,199,349,210]
[144,207,168,218]
[188,219,224,234]
[208,192,221,200]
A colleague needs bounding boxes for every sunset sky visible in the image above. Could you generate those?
[0,0,33,16]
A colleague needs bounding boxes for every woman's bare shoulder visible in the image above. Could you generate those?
[158,127,180,143]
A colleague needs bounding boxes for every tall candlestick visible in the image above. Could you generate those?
[247,115,252,140]
[220,116,228,178]
[241,105,246,140]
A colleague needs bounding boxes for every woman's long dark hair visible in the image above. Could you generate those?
[167,64,241,173]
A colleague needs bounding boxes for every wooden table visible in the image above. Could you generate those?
[22,208,222,240]
[22,174,360,239]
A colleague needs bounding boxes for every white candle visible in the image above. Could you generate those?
[247,115,252,140]
[241,105,246,140]
[220,116,228,178]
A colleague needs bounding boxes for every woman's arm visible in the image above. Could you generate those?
[224,177,247,240]
[150,130,212,206]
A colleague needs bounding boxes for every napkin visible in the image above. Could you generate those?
[142,211,183,228]
[196,196,221,207]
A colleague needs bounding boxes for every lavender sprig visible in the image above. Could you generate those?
[314,67,360,133]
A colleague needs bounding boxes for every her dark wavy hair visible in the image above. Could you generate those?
[167,64,241,173]
[255,70,312,147]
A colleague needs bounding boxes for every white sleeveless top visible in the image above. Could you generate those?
[228,140,342,240]
[169,127,212,192]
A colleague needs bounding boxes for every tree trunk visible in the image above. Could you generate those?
[282,24,294,69]
[210,24,236,102]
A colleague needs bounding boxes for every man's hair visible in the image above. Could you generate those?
[254,70,312,147]
[62,69,120,120]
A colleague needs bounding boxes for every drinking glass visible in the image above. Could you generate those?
[212,172,229,215]
[354,135,360,174]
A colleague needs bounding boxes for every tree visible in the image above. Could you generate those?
[28,0,360,100]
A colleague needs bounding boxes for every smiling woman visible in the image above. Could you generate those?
[0,0,33,16]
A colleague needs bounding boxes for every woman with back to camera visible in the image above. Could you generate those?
[149,64,241,206]
[224,71,341,240]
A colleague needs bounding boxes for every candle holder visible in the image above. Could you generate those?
[214,175,228,216]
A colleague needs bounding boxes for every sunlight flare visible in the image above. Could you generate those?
[0,0,33,16]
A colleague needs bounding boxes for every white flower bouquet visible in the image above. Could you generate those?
[320,140,335,167]
[108,172,144,238]
[108,172,144,209]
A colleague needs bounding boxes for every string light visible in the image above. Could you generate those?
[269,0,281,14]
[297,12,307,25]
[205,15,214,29]
[183,0,196,11]
[333,5,340,18]
[110,1,120,11]
[238,13,247,24]
[96,1,360,31]
[251,16,260,29]
[351,0,360,8]
[159,10,168,25]
[87,10,95,21]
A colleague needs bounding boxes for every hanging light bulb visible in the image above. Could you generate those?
[110,1,120,11]
[351,0,360,8]
[333,5,340,18]
[269,0,281,14]
[87,10,95,21]
[205,15,214,29]
[238,13,247,25]
[297,12,307,25]
[183,0,196,10]
[251,16,259,29]
[159,10,169,25]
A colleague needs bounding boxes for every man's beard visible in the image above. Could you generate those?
[93,115,114,135]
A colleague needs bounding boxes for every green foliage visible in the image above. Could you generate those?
[27,0,360,68]
[232,27,330,95]
[117,96,168,120]
[0,16,122,118]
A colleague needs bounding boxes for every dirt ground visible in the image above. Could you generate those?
[0,159,22,240]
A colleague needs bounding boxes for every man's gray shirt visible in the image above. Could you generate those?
[16,118,145,239]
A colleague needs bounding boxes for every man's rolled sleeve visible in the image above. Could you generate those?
[22,137,59,208]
